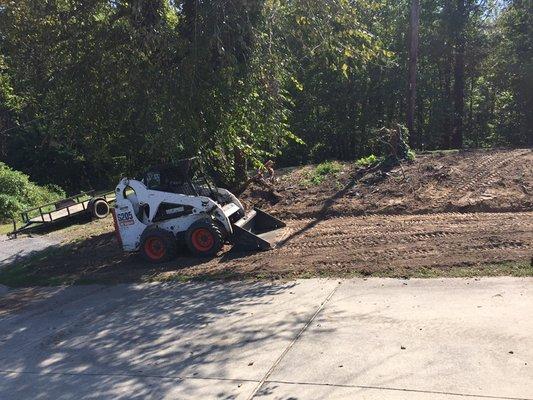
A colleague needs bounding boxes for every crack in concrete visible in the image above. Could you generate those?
[264,379,533,400]
[1,368,530,400]
[247,282,342,400]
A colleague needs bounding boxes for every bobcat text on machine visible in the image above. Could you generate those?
[112,158,287,262]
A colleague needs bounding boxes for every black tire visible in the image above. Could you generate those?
[186,219,224,257]
[90,198,110,219]
[140,227,177,263]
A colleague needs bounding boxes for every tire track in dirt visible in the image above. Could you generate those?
[447,149,531,203]
[183,211,533,277]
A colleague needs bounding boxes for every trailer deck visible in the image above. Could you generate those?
[9,190,115,237]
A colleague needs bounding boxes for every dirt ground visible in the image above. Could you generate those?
[0,148,531,286]
[175,211,532,279]
[241,148,533,218]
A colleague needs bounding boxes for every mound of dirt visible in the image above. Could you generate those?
[240,149,533,219]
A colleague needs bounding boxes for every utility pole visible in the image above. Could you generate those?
[407,0,420,148]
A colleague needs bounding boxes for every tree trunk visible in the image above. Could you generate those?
[451,0,466,149]
[407,0,420,148]
[181,0,197,41]
[468,75,476,147]
[442,61,452,149]
[233,146,247,187]
[417,94,425,148]
[0,112,8,159]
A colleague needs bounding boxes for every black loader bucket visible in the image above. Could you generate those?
[231,208,287,251]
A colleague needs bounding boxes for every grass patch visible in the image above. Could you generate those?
[1,258,531,288]
[355,151,414,167]
[0,222,16,235]
[144,260,533,284]
[412,261,533,278]
[150,272,193,283]
[302,161,343,186]
[356,154,379,167]
[419,149,460,156]
[347,260,533,279]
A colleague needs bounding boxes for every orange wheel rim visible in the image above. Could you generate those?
[145,237,165,260]
[191,228,215,251]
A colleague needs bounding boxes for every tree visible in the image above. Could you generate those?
[0,0,530,192]
[490,0,533,145]
[407,0,420,147]
[451,0,467,148]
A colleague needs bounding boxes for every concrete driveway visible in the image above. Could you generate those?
[0,277,531,400]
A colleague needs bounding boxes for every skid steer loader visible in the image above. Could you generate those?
[112,158,287,262]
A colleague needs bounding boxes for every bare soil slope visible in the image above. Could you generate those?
[241,148,533,219]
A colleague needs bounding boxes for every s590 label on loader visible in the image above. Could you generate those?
[112,158,287,263]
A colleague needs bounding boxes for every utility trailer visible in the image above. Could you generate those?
[8,190,115,238]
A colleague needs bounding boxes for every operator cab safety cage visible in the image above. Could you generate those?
[143,158,217,199]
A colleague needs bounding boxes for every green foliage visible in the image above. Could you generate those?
[0,163,65,221]
[0,195,19,221]
[0,0,530,192]
[474,0,533,147]
[315,161,343,177]
[0,0,300,190]
[356,125,414,167]
[303,161,343,186]
[356,154,379,167]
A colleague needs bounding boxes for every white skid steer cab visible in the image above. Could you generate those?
[112,158,287,263]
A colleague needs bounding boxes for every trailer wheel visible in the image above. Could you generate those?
[186,220,224,257]
[140,227,176,263]
[90,198,110,219]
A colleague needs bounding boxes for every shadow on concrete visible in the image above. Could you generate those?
[0,279,312,399]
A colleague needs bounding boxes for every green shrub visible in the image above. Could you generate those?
[0,163,65,221]
[0,194,20,220]
[304,161,343,185]
[314,161,342,176]
[356,154,379,167]
[407,149,416,161]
